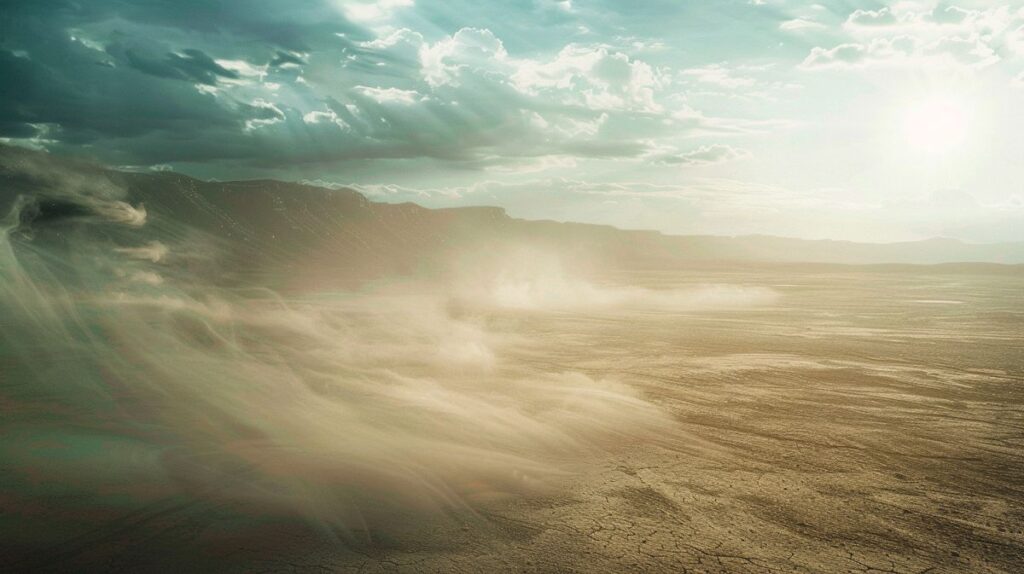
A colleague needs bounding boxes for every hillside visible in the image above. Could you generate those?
[2,145,1022,292]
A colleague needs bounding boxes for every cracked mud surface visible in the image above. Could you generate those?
[5,267,1023,572]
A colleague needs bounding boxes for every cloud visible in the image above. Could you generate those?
[681,64,755,88]
[511,44,668,112]
[804,3,1022,71]
[2,0,1015,214]
[780,19,826,32]
[302,107,350,128]
[0,0,808,178]
[342,0,415,23]
[420,27,510,87]
[800,32,1005,70]
[845,8,898,28]
[801,42,871,68]
[927,35,999,67]
[269,50,307,68]
[414,28,668,113]
[115,46,241,85]
[243,99,286,130]
[246,27,685,165]
[652,144,750,166]
[353,86,423,104]
[930,5,978,26]
[0,0,706,170]
[844,4,995,31]
[0,1,364,161]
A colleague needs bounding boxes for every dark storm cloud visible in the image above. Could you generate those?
[0,0,351,159]
[0,0,365,51]
[114,46,239,85]
[0,42,242,142]
[0,0,688,170]
[269,50,307,68]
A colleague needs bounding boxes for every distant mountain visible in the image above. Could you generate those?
[2,145,1021,290]
[657,234,1024,266]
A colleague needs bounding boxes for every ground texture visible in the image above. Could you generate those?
[5,267,1023,573]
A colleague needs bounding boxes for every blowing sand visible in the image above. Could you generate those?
[6,265,1021,573]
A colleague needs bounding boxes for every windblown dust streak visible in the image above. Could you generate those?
[0,157,753,548]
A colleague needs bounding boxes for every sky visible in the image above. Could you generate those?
[2,0,1023,242]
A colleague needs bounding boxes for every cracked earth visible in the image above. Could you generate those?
[5,267,1023,572]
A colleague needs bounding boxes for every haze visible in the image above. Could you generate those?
[2,1,1024,241]
[1,2,1023,573]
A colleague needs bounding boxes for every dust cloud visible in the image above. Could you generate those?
[0,159,709,550]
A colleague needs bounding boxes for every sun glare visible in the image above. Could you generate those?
[902,96,971,155]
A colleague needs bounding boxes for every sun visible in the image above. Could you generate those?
[902,96,971,155]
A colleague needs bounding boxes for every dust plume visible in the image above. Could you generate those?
[451,247,779,311]
[0,155,691,551]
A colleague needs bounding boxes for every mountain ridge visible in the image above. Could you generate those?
[2,145,1023,284]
